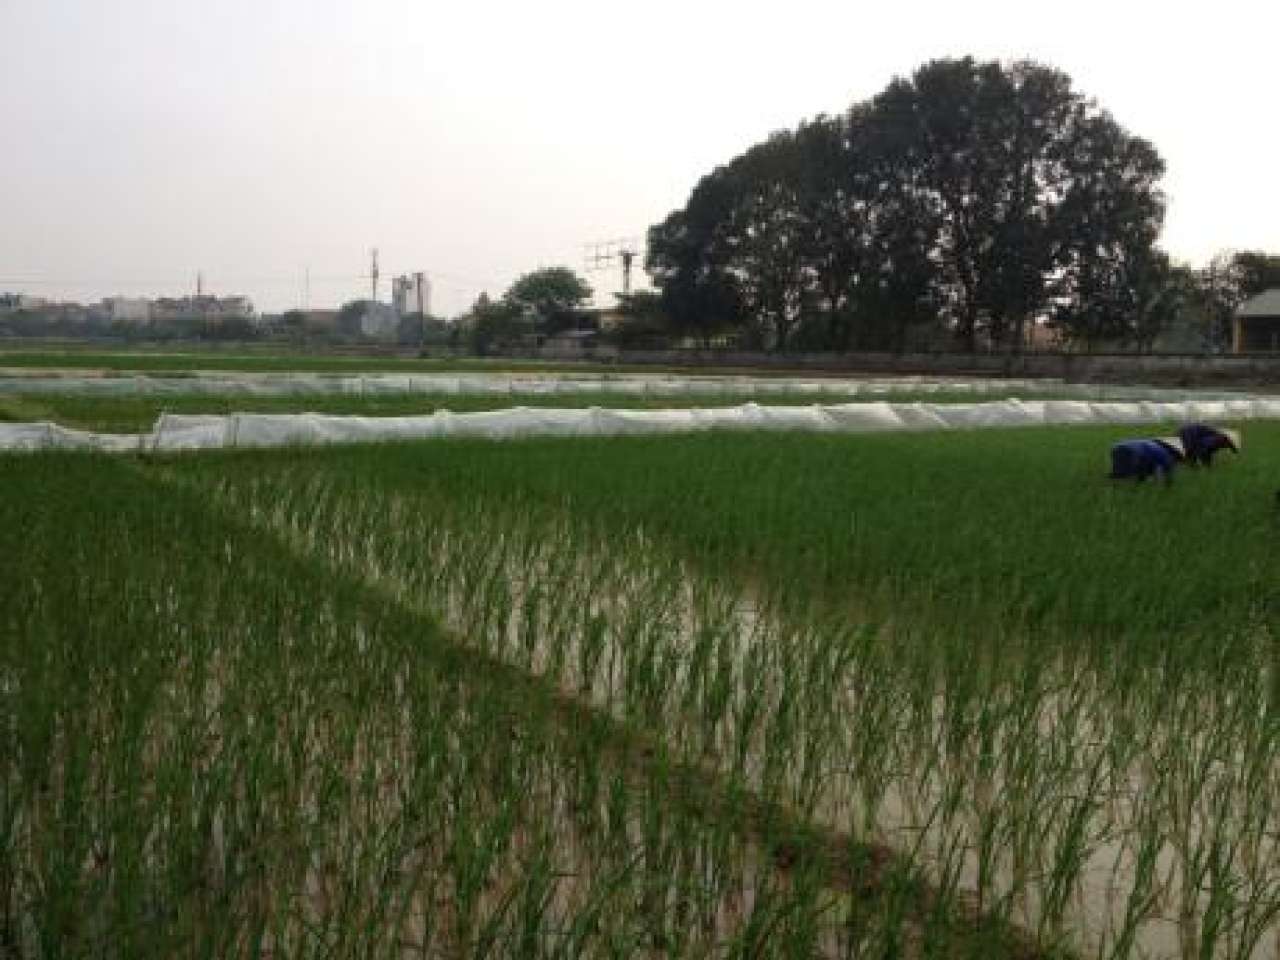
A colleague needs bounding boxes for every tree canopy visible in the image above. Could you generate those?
[504,267,593,334]
[646,57,1168,352]
[1231,251,1280,300]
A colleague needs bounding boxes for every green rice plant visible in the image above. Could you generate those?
[11,418,1280,957]
[10,449,1050,958]
[170,424,1280,956]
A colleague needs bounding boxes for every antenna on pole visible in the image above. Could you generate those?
[370,248,380,302]
[584,237,642,297]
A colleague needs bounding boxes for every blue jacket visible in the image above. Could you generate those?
[1178,423,1236,466]
[1109,439,1181,482]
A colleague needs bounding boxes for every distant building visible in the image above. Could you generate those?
[1233,289,1280,352]
[0,293,50,313]
[102,296,151,324]
[392,274,430,318]
[360,301,401,340]
[151,295,255,328]
[0,296,108,336]
[302,309,340,335]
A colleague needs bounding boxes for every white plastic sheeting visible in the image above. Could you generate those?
[0,422,149,453]
[5,397,1280,453]
[0,371,1260,402]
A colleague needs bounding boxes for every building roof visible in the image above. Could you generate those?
[1236,288,1280,318]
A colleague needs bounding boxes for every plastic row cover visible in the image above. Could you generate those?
[0,372,1258,401]
[4,398,1280,453]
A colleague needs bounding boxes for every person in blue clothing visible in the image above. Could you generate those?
[1177,423,1240,468]
[1108,436,1185,483]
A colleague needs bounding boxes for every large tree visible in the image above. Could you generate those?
[646,165,749,346]
[646,57,1168,353]
[1048,103,1166,349]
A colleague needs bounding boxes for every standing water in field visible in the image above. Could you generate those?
[192,463,1280,959]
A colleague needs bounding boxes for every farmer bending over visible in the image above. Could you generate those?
[1108,436,1184,484]
[1177,423,1240,467]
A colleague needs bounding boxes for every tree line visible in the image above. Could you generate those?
[640,57,1269,354]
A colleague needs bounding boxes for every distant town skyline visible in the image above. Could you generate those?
[3,0,1277,316]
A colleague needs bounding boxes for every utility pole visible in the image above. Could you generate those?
[620,249,635,295]
[414,271,427,352]
[584,237,642,299]
[370,248,380,302]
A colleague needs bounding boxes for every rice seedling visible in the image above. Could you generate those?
[2,450,1033,958]
[6,419,1280,957]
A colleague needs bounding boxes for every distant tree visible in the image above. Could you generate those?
[606,290,671,347]
[646,174,747,346]
[504,267,593,334]
[279,309,308,342]
[465,292,527,355]
[1122,252,1190,353]
[397,314,423,346]
[1188,253,1247,352]
[196,315,257,342]
[1137,261,1219,353]
[336,300,366,338]
[1180,250,1280,351]
[1230,251,1280,299]
[0,309,45,338]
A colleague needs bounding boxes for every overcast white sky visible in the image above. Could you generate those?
[2,0,1277,315]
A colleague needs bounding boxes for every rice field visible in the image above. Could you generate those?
[4,412,1279,958]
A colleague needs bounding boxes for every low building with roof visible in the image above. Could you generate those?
[102,296,152,324]
[1234,288,1280,352]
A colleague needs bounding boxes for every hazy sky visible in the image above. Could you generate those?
[3,0,1277,315]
